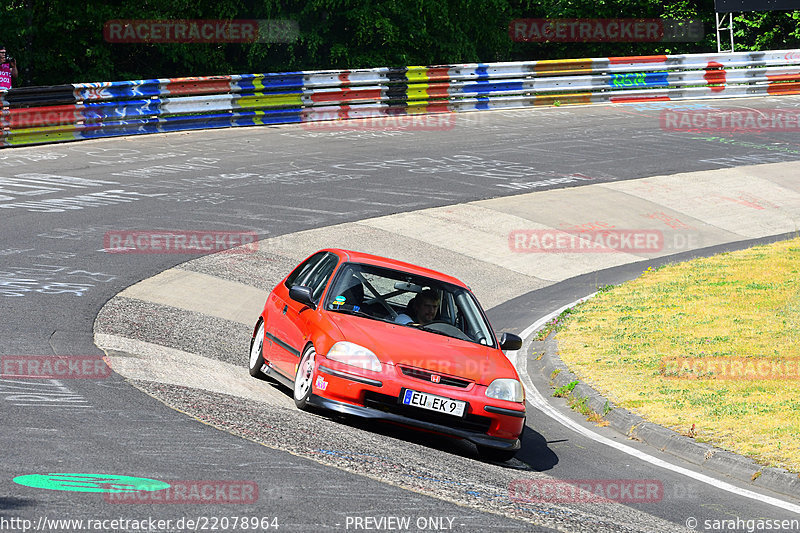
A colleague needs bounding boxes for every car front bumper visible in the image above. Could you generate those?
[306,392,522,451]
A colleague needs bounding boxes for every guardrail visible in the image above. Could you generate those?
[2,49,800,147]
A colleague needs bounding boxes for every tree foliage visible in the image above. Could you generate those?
[1,0,798,87]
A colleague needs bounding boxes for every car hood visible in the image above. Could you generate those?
[325,313,517,384]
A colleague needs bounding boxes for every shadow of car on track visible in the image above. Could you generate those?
[512,426,560,472]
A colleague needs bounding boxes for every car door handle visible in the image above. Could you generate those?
[282,305,288,315]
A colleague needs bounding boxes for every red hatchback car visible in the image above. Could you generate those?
[248,249,526,461]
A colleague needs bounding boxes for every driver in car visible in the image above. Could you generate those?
[395,289,440,325]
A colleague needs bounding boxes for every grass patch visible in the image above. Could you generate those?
[536,308,575,341]
[552,379,609,426]
[553,380,578,397]
[555,237,800,471]
[535,287,614,341]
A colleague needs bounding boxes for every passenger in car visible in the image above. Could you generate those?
[395,289,440,325]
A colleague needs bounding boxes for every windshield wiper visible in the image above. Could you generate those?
[411,324,455,339]
[412,323,474,343]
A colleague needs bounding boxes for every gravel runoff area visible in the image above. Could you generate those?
[130,379,684,533]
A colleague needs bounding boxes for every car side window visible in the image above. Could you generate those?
[285,252,327,289]
[308,254,339,301]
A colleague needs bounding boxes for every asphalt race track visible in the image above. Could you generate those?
[2,96,800,532]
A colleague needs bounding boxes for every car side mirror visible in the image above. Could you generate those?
[289,285,316,310]
[499,332,522,351]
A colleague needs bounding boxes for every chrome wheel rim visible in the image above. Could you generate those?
[294,348,315,400]
[249,323,264,370]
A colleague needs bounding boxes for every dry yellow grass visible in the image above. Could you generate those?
[556,236,800,471]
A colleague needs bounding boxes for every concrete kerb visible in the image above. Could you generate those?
[534,315,800,500]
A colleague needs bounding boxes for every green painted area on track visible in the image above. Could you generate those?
[13,473,170,493]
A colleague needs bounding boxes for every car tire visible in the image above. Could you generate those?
[249,321,267,378]
[294,344,316,410]
[476,446,517,463]
[477,420,524,463]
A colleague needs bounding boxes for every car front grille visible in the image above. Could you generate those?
[398,365,472,388]
[363,391,492,434]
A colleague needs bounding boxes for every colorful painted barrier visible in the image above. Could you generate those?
[2,49,800,147]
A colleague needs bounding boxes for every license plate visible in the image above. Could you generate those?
[401,389,466,417]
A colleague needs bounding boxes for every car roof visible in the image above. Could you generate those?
[323,249,468,288]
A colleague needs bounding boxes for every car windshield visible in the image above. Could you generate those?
[324,262,496,347]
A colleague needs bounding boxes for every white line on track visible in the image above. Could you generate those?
[508,295,800,514]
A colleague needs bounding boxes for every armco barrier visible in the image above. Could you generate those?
[2,49,800,147]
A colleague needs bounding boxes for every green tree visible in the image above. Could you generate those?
[732,10,800,51]
[1,0,798,87]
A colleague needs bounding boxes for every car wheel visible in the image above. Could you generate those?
[477,421,524,462]
[249,321,267,378]
[476,446,517,463]
[294,344,316,410]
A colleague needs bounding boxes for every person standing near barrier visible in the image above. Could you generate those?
[0,46,18,90]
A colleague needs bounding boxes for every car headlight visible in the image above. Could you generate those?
[326,341,382,372]
[486,378,524,402]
